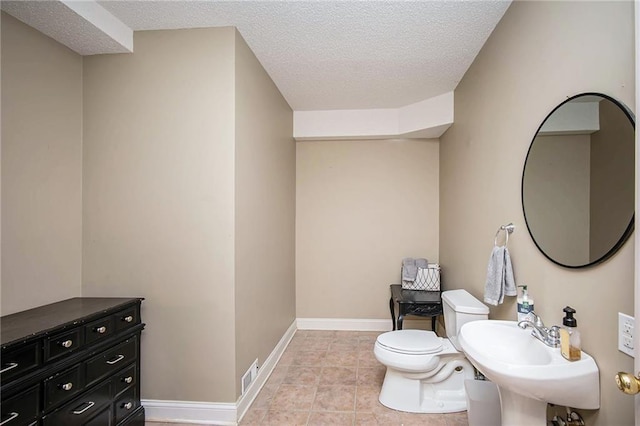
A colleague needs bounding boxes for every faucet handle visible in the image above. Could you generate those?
[548,325,561,339]
[524,311,544,327]
[547,325,561,347]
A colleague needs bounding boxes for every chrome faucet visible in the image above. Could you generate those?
[517,311,561,348]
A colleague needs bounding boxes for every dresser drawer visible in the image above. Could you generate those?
[86,337,137,386]
[85,316,115,345]
[117,407,144,426]
[85,404,113,426]
[44,363,84,409]
[0,384,40,426]
[114,307,139,333]
[1,342,40,383]
[43,380,111,426]
[114,387,138,424]
[45,328,83,362]
[114,364,137,397]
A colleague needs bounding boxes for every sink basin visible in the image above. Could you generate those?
[459,320,599,426]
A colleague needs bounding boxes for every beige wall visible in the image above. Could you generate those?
[233,31,295,397]
[523,134,591,266]
[590,98,635,260]
[82,28,238,402]
[1,13,83,314]
[296,139,439,320]
[3,3,636,421]
[4,18,296,404]
[440,1,634,424]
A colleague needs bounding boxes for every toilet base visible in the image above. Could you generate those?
[378,358,475,413]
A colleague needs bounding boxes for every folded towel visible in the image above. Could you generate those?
[484,246,516,306]
[402,258,428,282]
[402,258,417,282]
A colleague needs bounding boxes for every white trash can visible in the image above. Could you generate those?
[465,379,501,426]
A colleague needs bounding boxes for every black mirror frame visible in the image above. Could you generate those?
[521,92,635,269]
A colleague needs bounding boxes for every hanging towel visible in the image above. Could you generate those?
[483,246,516,306]
[402,258,428,282]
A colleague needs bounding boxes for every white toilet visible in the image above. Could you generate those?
[374,289,489,413]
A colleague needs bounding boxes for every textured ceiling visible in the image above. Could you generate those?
[2,0,131,55]
[98,1,511,111]
[3,0,511,111]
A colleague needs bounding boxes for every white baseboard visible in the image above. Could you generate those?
[142,399,236,425]
[235,320,297,421]
[142,320,297,425]
[296,318,392,331]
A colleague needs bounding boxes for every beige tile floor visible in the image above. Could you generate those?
[145,330,469,426]
[239,329,469,426]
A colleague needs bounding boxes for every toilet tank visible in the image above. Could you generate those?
[442,289,489,350]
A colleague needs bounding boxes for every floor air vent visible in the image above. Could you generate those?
[241,359,259,395]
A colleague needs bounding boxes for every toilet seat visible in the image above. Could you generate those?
[376,330,443,355]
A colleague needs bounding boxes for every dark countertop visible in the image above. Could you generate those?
[1,297,143,347]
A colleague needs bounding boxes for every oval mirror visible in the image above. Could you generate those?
[522,93,635,268]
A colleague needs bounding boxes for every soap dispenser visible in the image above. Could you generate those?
[560,306,581,361]
[517,285,534,322]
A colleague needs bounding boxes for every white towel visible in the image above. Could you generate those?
[484,246,516,306]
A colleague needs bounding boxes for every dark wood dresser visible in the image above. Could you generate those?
[1,298,145,426]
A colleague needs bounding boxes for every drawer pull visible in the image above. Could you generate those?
[95,326,107,334]
[0,412,19,425]
[122,402,133,410]
[60,382,73,391]
[123,376,133,384]
[72,401,95,415]
[61,339,73,348]
[0,362,18,374]
[106,354,125,365]
[123,315,134,323]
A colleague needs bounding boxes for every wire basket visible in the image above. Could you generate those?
[401,264,441,291]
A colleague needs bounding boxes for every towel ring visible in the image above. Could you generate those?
[494,223,515,247]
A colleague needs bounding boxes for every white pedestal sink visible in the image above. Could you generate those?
[459,320,599,426]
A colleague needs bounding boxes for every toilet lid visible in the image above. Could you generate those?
[376,330,443,354]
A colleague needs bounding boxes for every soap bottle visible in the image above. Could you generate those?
[517,285,535,322]
[560,306,581,361]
